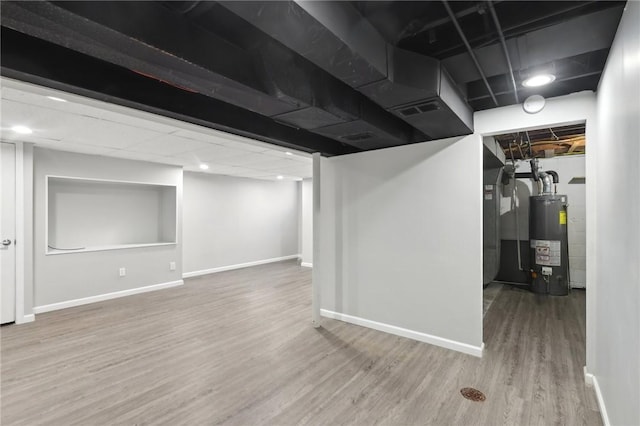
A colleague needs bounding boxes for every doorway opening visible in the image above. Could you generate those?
[485,123,586,294]
[482,122,588,360]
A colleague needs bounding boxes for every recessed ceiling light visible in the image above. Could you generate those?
[199,164,209,170]
[277,175,284,180]
[522,74,556,88]
[46,96,67,102]
[11,125,33,134]
[285,151,293,156]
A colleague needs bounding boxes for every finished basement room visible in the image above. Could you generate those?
[1,1,638,425]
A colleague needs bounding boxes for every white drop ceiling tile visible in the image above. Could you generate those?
[219,140,271,153]
[62,118,165,149]
[220,152,284,167]
[1,100,73,138]
[2,84,179,134]
[0,100,162,150]
[263,149,311,161]
[181,145,253,162]
[38,141,117,156]
[173,129,234,145]
[183,164,239,174]
[106,149,176,165]
[175,128,273,152]
[75,108,178,134]
[126,133,212,155]
[1,79,312,163]
[229,167,274,178]
[247,158,302,171]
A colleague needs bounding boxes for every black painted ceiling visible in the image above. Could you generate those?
[0,1,625,156]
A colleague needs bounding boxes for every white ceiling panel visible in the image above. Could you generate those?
[127,133,212,156]
[61,117,165,149]
[2,86,180,134]
[181,145,254,162]
[1,77,314,180]
[107,149,177,165]
[247,158,304,172]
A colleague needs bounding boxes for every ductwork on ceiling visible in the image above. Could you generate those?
[220,1,473,141]
[1,0,473,154]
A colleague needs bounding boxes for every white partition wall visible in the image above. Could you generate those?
[182,172,300,276]
[33,148,183,312]
[317,135,483,356]
[300,179,313,267]
[592,2,640,424]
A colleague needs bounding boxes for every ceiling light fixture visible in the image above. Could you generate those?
[199,164,209,170]
[285,151,293,156]
[46,96,67,102]
[277,175,284,180]
[522,74,556,88]
[11,125,33,134]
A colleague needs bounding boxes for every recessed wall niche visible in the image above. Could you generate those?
[46,176,177,254]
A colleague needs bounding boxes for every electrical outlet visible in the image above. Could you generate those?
[119,267,126,277]
[169,261,176,271]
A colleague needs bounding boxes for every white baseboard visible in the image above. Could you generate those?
[33,280,184,314]
[301,262,313,268]
[584,367,610,426]
[183,254,300,278]
[16,313,35,324]
[320,309,484,358]
[584,366,594,386]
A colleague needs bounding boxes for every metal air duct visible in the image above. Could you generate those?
[220,1,474,140]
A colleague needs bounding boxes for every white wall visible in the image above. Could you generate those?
[301,179,313,267]
[593,2,640,424]
[500,156,586,287]
[182,172,299,275]
[318,135,483,355]
[33,148,182,308]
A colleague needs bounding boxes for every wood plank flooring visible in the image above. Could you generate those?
[1,260,601,425]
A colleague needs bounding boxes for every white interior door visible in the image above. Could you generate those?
[1,142,17,324]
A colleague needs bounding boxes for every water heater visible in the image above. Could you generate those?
[529,194,570,295]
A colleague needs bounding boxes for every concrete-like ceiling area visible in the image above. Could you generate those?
[0,1,625,156]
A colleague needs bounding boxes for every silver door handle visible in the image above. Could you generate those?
[2,239,12,246]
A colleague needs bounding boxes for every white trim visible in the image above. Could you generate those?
[584,368,610,426]
[583,366,594,386]
[320,309,484,358]
[16,314,34,324]
[46,242,177,256]
[182,255,300,278]
[14,142,26,324]
[33,280,183,314]
[301,262,313,268]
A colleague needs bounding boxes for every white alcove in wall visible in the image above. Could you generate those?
[46,176,177,254]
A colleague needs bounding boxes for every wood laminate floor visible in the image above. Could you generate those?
[1,260,600,425]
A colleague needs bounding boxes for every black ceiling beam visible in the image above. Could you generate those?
[0,0,297,116]
[0,27,357,156]
[2,0,424,150]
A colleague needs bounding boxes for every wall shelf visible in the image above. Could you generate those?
[46,176,177,255]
